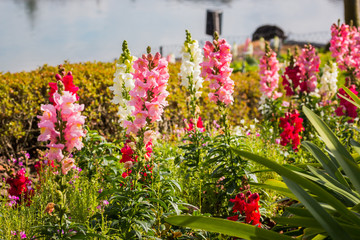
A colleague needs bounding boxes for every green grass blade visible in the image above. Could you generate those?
[283,177,351,240]
[165,216,293,240]
[303,106,360,194]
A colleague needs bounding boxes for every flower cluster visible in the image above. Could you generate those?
[110,40,137,124]
[282,55,301,96]
[184,116,205,133]
[297,44,320,94]
[319,62,338,99]
[120,139,153,178]
[124,49,170,135]
[179,30,204,99]
[335,85,358,122]
[34,159,56,175]
[96,199,109,212]
[6,195,20,208]
[49,71,79,105]
[279,110,304,151]
[38,71,86,174]
[227,191,261,227]
[330,22,360,81]
[6,168,33,205]
[259,44,282,99]
[11,231,27,239]
[200,32,234,105]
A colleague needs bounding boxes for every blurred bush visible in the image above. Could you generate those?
[0,61,261,158]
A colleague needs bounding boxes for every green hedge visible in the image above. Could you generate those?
[0,61,261,158]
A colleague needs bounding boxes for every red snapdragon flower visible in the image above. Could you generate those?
[282,65,301,96]
[119,139,153,178]
[6,168,33,205]
[279,110,304,151]
[227,191,261,227]
[185,116,205,133]
[49,72,79,104]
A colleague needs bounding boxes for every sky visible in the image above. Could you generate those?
[0,0,343,73]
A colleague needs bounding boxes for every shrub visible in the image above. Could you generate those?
[0,61,261,158]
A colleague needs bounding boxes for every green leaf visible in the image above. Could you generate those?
[274,216,360,239]
[350,139,360,158]
[283,177,350,240]
[303,228,327,240]
[147,198,169,212]
[303,106,360,194]
[302,141,349,187]
[307,165,360,205]
[165,216,292,240]
[250,179,298,200]
[285,207,313,218]
[340,86,360,108]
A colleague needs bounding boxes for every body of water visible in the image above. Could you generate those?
[0,0,343,73]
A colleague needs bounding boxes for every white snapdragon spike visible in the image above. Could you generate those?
[179,30,204,97]
[109,41,137,125]
[319,62,338,98]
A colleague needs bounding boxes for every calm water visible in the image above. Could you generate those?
[0,0,343,73]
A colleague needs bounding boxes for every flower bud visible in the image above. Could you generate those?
[57,80,65,95]
[55,74,62,81]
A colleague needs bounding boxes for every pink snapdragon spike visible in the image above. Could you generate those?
[200,32,234,105]
[330,22,360,80]
[297,44,320,93]
[124,48,170,135]
[38,69,86,174]
[259,44,282,99]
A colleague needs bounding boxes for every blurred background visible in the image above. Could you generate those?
[0,0,344,73]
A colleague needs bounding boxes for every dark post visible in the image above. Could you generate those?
[159,46,163,56]
[206,10,222,36]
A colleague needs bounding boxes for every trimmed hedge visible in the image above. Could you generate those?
[0,61,261,158]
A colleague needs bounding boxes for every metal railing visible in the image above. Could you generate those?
[158,31,331,58]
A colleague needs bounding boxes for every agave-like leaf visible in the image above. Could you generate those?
[283,177,351,240]
[165,216,292,240]
[250,179,298,200]
[302,141,349,187]
[303,106,360,194]
[232,149,360,225]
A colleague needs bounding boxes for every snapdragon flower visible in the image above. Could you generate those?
[38,70,86,174]
[124,47,170,135]
[200,32,234,105]
[110,40,137,125]
[319,62,338,98]
[259,44,282,99]
[297,44,320,94]
[179,30,204,99]
[330,22,360,81]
